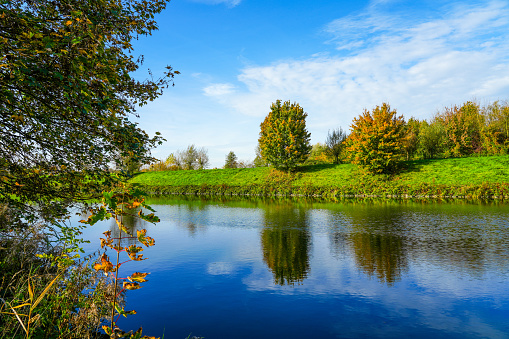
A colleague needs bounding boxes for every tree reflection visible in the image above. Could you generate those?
[261,205,311,286]
[327,205,409,286]
[349,232,407,286]
[108,208,146,247]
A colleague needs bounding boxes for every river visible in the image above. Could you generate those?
[78,197,509,338]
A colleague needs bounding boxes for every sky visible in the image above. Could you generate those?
[130,0,509,168]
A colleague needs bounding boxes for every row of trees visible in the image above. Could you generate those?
[146,99,508,174]
[255,99,509,174]
[148,144,209,171]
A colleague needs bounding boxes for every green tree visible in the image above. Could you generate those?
[437,101,483,157]
[418,119,446,159]
[258,100,312,172]
[325,128,348,164]
[253,144,268,167]
[402,118,420,161]
[224,151,238,169]
[346,103,405,174]
[0,0,177,222]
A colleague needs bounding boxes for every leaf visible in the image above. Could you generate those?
[128,272,149,283]
[123,282,141,290]
[137,210,160,224]
[93,253,115,274]
[31,274,60,310]
[81,206,112,225]
[137,229,155,247]
[125,245,145,261]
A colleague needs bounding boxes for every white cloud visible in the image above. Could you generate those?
[203,0,509,135]
[203,83,236,96]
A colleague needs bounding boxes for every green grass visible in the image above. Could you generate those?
[130,155,509,199]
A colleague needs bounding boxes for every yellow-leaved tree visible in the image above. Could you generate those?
[347,103,406,174]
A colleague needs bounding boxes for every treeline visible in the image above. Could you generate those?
[401,100,509,160]
[146,144,210,171]
[144,100,509,174]
[308,100,509,174]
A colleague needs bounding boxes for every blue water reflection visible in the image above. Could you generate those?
[77,198,509,338]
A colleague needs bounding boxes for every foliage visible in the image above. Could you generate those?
[304,143,330,165]
[0,0,177,223]
[417,119,445,159]
[82,186,159,338]
[0,223,113,338]
[175,145,210,170]
[347,103,406,174]
[261,206,310,285]
[253,144,268,168]
[325,128,348,164]
[224,151,238,169]
[258,100,312,172]
[402,118,420,161]
[436,101,483,157]
[480,101,509,155]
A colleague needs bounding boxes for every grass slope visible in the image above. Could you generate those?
[130,155,509,199]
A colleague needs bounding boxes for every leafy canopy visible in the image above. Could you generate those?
[346,103,405,174]
[258,100,311,172]
[0,0,177,220]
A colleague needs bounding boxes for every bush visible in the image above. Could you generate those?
[347,103,405,174]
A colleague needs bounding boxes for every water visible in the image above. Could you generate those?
[78,197,509,338]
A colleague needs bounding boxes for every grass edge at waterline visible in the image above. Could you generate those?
[130,155,509,200]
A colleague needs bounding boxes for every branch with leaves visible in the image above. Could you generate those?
[81,186,160,339]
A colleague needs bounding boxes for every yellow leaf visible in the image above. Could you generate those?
[128,272,149,283]
[123,282,141,290]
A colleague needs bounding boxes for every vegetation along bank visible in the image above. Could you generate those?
[131,155,509,200]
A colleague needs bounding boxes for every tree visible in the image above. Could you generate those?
[325,128,348,164]
[224,151,238,169]
[436,101,483,157]
[176,145,209,170]
[0,0,177,222]
[402,118,420,161]
[418,119,445,159]
[258,100,312,172]
[195,146,209,170]
[346,103,405,174]
[253,144,268,167]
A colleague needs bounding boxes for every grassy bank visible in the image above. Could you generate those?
[130,155,509,199]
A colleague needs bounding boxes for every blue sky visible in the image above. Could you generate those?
[131,0,509,168]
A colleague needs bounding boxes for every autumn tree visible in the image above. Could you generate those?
[436,101,483,157]
[0,0,177,223]
[325,128,348,164]
[346,103,405,174]
[258,100,312,172]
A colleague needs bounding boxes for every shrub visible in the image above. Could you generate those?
[347,103,405,174]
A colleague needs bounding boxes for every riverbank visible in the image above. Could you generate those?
[130,155,509,199]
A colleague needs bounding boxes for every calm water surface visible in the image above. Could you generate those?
[79,197,509,338]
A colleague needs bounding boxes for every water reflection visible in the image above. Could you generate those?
[77,197,509,338]
[349,232,407,285]
[106,208,148,247]
[260,204,311,286]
